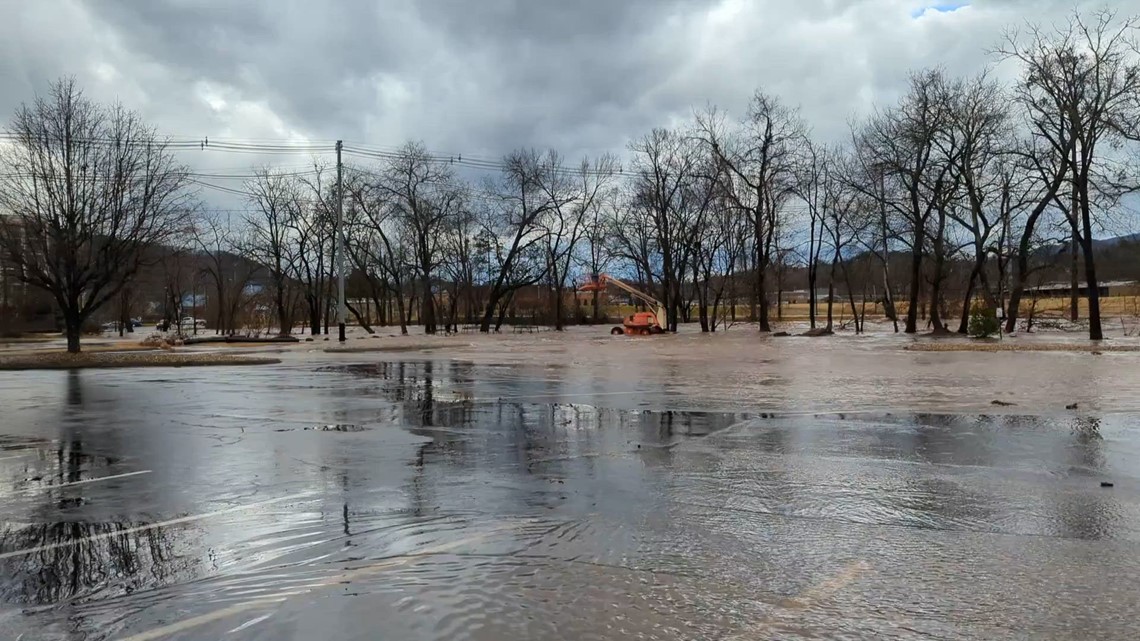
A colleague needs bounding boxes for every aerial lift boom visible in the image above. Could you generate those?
[579,274,668,335]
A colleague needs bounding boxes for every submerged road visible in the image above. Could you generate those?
[1,353,1138,640]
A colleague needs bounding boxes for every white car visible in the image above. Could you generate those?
[179,317,208,330]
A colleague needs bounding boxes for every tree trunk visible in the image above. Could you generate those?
[1070,225,1080,322]
[323,296,330,335]
[807,223,816,326]
[553,284,565,331]
[479,292,500,333]
[776,275,784,321]
[274,286,290,336]
[405,292,416,329]
[696,261,710,333]
[421,273,436,334]
[825,267,835,332]
[757,267,770,332]
[749,249,758,322]
[216,288,226,335]
[1005,284,1024,335]
[957,257,984,334]
[493,292,514,332]
[395,292,408,335]
[929,213,947,334]
[65,312,82,354]
[346,301,375,334]
[840,259,860,334]
[1079,204,1103,341]
[309,299,321,336]
[905,246,922,334]
[929,285,945,332]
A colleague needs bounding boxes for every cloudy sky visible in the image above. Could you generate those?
[0,0,1133,207]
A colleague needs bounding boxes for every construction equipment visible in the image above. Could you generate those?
[578,274,668,336]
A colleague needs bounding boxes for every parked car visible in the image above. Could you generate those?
[156,317,206,332]
[179,317,208,331]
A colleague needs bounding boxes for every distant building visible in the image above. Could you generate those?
[1026,280,1140,298]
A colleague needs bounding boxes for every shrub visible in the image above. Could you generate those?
[968,306,1000,338]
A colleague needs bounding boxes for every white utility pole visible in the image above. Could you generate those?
[336,140,346,342]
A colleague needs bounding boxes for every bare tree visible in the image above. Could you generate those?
[344,169,413,334]
[191,213,254,335]
[942,73,1011,333]
[378,142,464,334]
[539,154,617,330]
[289,163,338,336]
[792,139,830,329]
[439,201,481,331]
[999,9,1140,339]
[0,79,192,352]
[702,92,804,332]
[628,128,709,331]
[243,168,303,336]
[853,70,957,334]
[578,187,620,322]
[477,149,567,332]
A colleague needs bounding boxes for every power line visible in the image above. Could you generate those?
[189,179,249,196]
[1,131,637,177]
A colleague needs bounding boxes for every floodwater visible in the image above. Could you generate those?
[2,333,1140,640]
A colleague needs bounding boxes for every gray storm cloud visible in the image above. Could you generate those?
[0,0,1131,199]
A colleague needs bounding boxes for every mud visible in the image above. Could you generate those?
[1,332,1139,639]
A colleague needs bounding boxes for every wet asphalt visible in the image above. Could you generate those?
[1,353,1139,640]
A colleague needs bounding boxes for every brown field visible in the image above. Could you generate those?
[602,294,1140,325]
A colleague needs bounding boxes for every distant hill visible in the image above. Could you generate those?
[1093,232,1140,249]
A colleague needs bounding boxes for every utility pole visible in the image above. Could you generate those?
[336,140,347,342]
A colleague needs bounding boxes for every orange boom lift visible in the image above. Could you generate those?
[579,274,668,336]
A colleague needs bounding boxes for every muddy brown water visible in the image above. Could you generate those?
[0,355,1138,640]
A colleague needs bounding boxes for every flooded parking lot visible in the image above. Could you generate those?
[3,335,1140,639]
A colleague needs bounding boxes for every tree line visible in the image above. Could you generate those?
[2,9,1139,352]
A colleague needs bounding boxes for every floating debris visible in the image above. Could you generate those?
[306,424,366,432]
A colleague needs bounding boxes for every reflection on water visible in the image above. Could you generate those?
[0,521,193,605]
[0,381,200,609]
[2,362,1140,640]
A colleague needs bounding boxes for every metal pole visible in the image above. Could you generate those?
[336,140,347,342]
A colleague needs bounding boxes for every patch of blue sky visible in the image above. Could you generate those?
[911,2,970,19]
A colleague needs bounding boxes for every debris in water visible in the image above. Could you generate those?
[307,424,366,432]
[1066,402,1079,410]
[1101,481,1114,488]
[991,400,1016,407]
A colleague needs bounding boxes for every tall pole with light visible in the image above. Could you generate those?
[336,140,347,342]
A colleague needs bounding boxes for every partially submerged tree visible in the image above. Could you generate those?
[853,70,957,334]
[0,78,192,352]
[478,149,567,332]
[702,92,805,331]
[539,153,617,330]
[379,142,465,335]
[998,8,1140,339]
